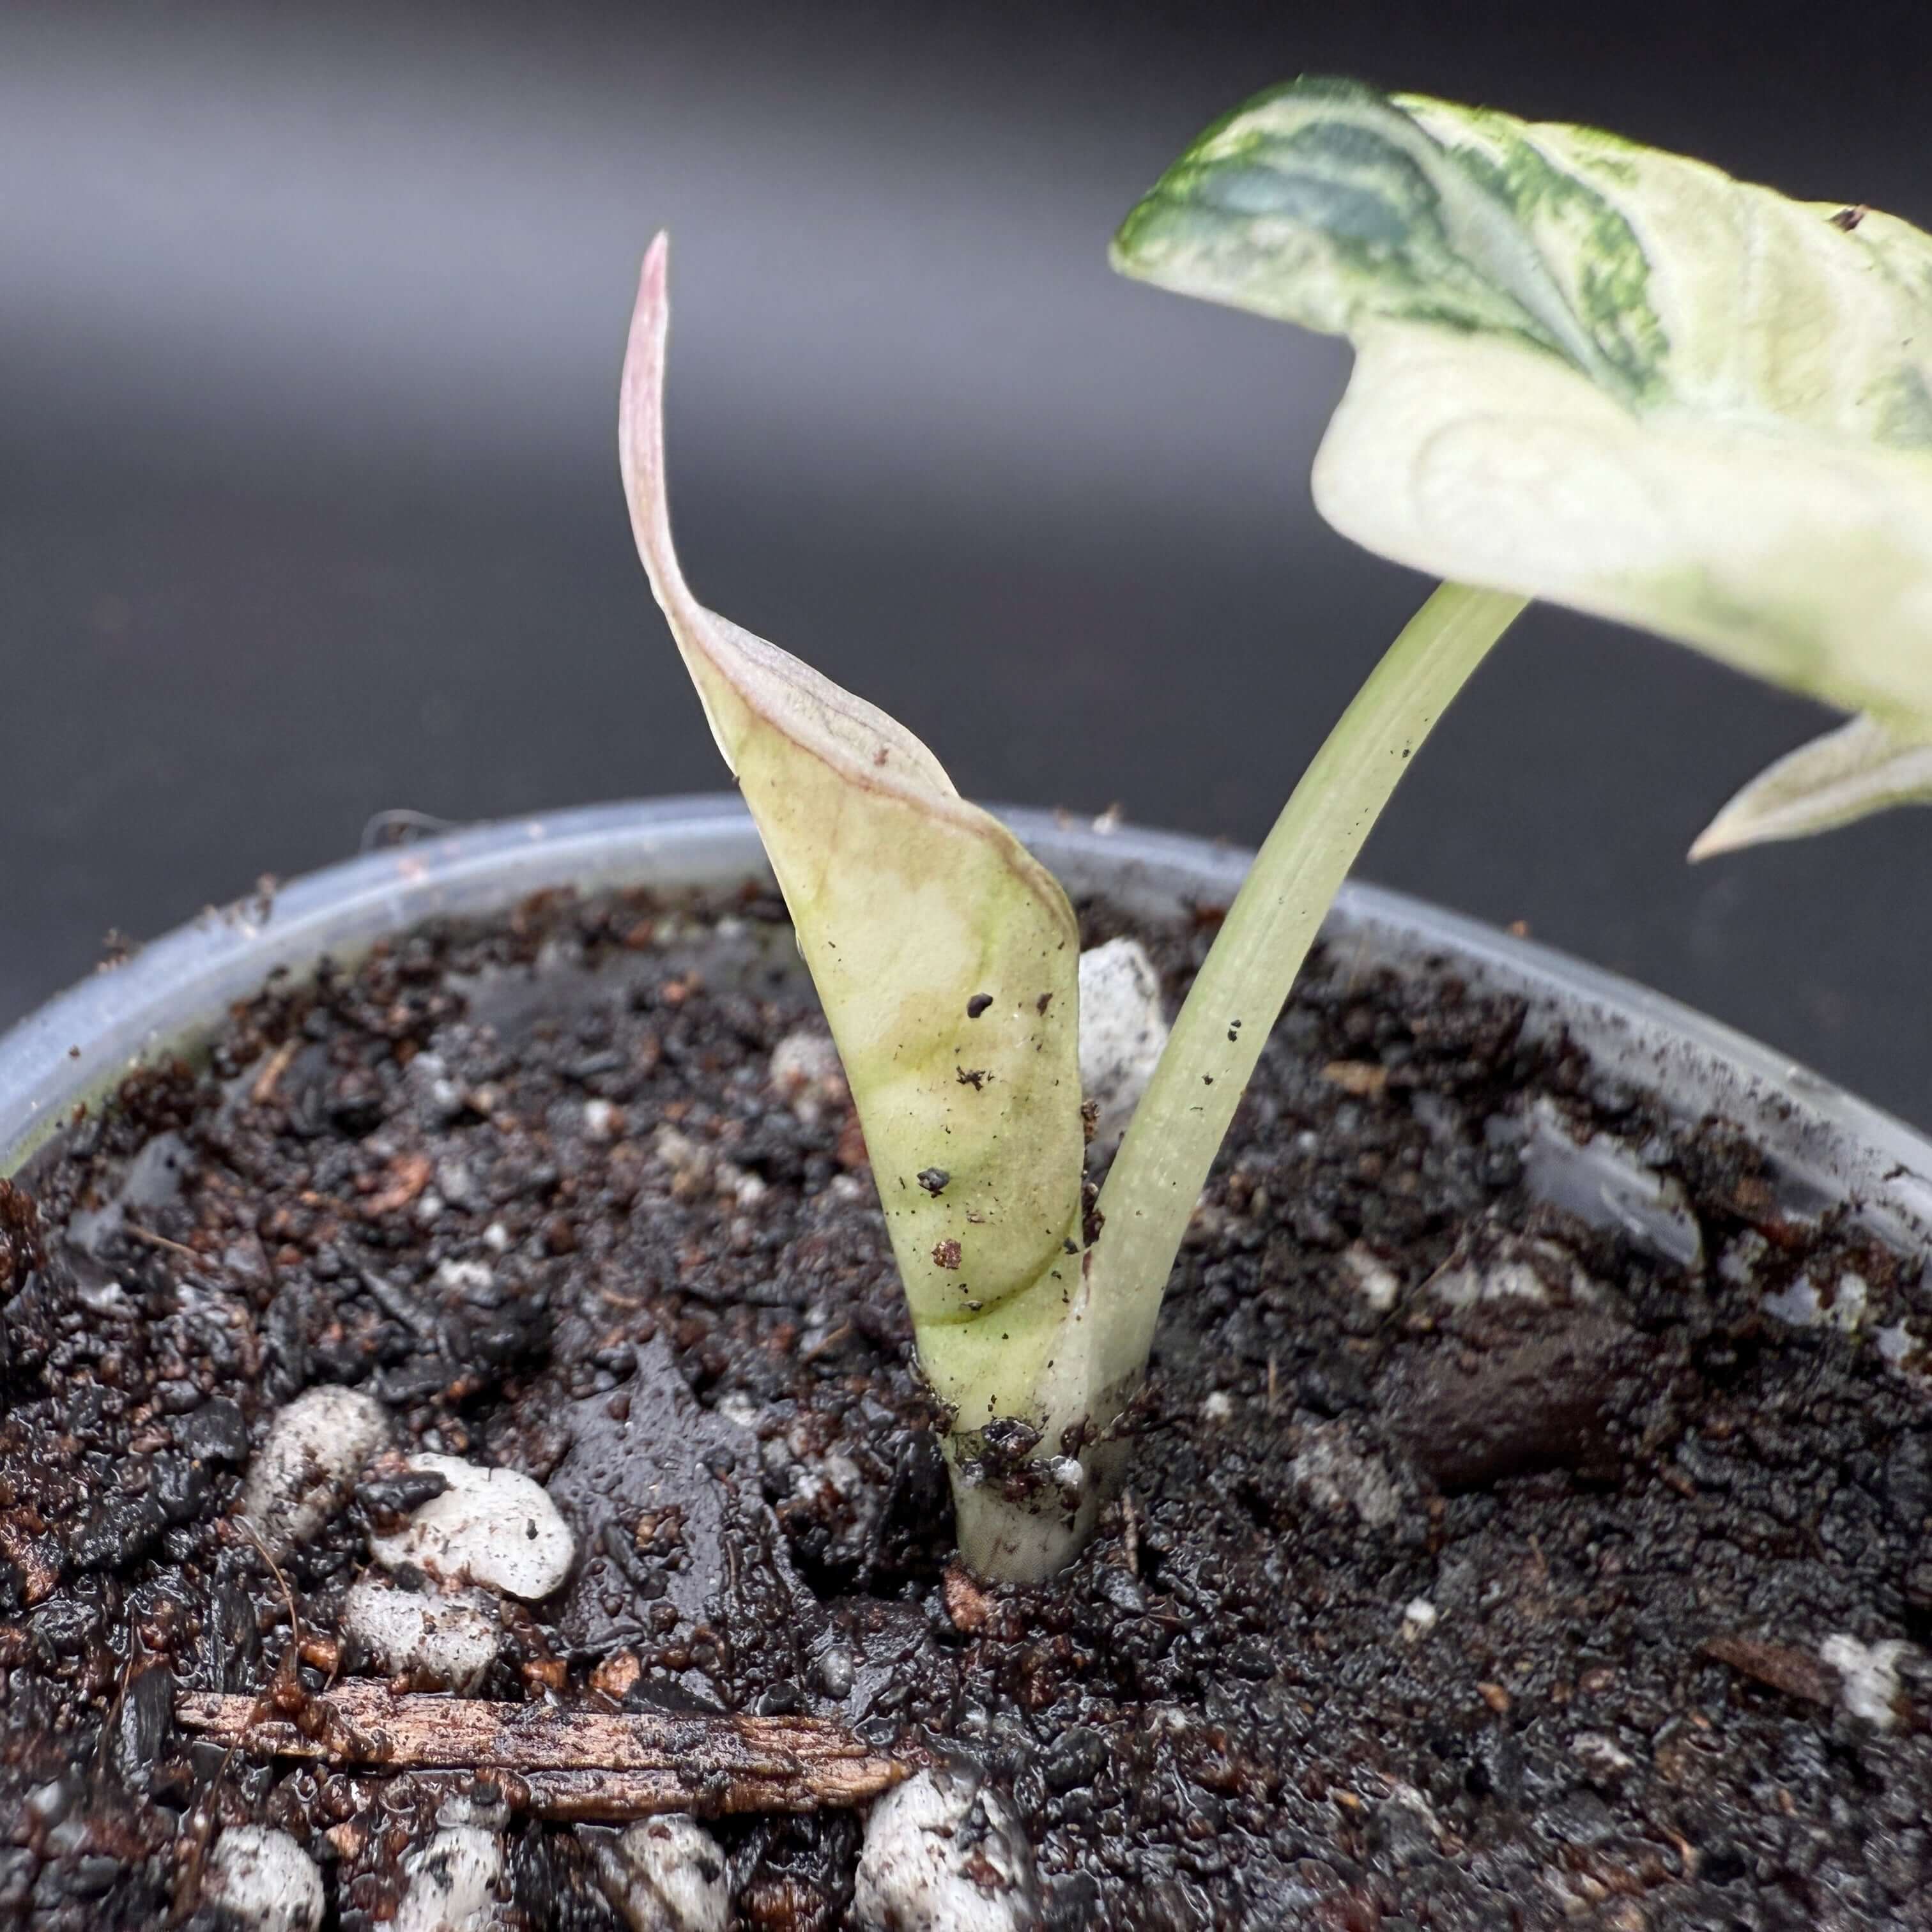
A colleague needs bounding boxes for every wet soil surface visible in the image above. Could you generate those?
[2,881,1931,1929]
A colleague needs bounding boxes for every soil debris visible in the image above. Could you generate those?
[178,1683,919,1820]
[1701,1631,1839,1707]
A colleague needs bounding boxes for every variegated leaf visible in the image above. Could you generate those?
[1692,714,1932,857]
[1113,78,1932,737]
[619,236,1085,1418]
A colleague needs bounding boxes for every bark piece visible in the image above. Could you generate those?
[176,1683,917,1820]
[1701,1633,1839,1707]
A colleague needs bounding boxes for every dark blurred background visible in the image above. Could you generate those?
[6,1,1932,1119]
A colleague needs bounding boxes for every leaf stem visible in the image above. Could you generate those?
[1089,581,1528,1390]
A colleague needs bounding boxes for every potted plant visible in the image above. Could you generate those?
[1,77,1929,1932]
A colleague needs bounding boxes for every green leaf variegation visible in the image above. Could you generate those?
[620,237,1086,1448]
[1113,79,1932,838]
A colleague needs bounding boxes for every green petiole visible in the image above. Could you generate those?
[1088,582,1529,1400]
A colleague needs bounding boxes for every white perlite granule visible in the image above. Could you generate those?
[369,1455,575,1600]
[1077,938,1169,1153]
[1820,1632,1910,1728]
[394,1825,504,1932]
[1289,1422,1400,1528]
[341,1577,500,1692]
[854,1768,1038,1932]
[204,1826,325,1932]
[241,1387,390,1555]
[592,1815,730,1932]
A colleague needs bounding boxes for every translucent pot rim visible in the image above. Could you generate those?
[3,794,1928,1251]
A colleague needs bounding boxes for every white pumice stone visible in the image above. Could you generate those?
[1400,1598,1438,1642]
[1076,939,1169,1154]
[1381,1781,1442,1837]
[653,1126,712,1185]
[1570,1731,1636,1783]
[1821,1632,1910,1728]
[1717,1230,1770,1287]
[770,1029,847,1122]
[713,1392,762,1434]
[1202,1391,1236,1424]
[1877,1321,1920,1369]
[1766,1269,1869,1333]
[1429,1258,1550,1308]
[241,1387,391,1556]
[204,1825,325,1932]
[369,1455,575,1601]
[1289,1422,1400,1529]
[341,1577,500,1692]
[853,1768,1038,1932]
[394,1825,504,1932]
[593,1816,730,1932]
[436,1158,479,1208]
[816,1644,855,1699]
[1832,1271,1871,1330]
[434,1259,497,1300]
[1761,1274,1822,1326]
[1426,1234,1602,1314]
[1342,1243,1402,1314]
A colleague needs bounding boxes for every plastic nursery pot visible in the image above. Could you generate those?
[10,792,1932,1926]
[6,793,1932,1244]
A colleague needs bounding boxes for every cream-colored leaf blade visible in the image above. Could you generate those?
[1311,326,1932,726]
[620,238,958,797]
[1112,78,1932,734]
[620,236,1084,1347]
[1691,714,1932,858]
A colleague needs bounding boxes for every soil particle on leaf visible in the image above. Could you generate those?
[2,880,1930,1928]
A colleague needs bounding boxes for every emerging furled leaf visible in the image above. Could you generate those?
[1692,714,1932,857]
[1113,77,1932,736]
[620,236,1085,1418]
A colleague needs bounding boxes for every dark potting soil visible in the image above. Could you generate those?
[1,878,1930,1931]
